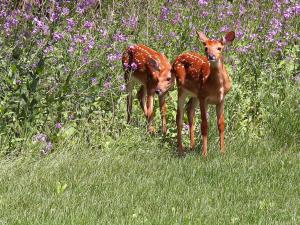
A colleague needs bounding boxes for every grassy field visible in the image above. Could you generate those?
[0,126,299,224]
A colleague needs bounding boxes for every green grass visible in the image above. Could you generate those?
[0,126,299,224]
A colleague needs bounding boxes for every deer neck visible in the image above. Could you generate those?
[209,59,226,86]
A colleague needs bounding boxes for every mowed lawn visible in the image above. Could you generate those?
[0,127,299,225]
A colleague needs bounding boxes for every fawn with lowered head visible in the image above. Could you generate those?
[122,44,175,134]
[173,31,235,157]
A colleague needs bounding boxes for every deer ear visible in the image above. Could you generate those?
[221,31,235,45]
[197,31,208,45]
[147,57,160,72]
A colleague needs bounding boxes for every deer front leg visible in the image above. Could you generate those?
[216,101,225,154]
[137,85,147,116]
[159,94,167,135]
[176,89,187,155]
[187,97,197,151]
[200,99,208,158]
[146,90,155,133]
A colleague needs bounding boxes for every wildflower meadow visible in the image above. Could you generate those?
[0,0,299,224]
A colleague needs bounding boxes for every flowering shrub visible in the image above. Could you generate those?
[0,0,299,155]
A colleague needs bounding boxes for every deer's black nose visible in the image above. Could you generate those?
[155,89,162,95]
[208,55,216,61]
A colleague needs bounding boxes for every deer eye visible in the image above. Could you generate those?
[205,47,208,52]
[217,47,222,51]
[166,77,172,81]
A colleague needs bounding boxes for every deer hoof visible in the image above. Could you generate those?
[148,126,156,134]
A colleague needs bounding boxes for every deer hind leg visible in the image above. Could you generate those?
[125,71,135,124]
[146,89,155,133]
[159,93,167,135]
[216,101,225,154]
[199,99,208,158]
[187,97,198,151]
[176,89,187,155]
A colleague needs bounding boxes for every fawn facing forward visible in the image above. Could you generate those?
[122,44,175,134]
[173,31,235,157]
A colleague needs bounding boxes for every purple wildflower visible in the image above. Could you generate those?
[272,0,282,14]
[220,25,230,33]
[276,40,287,49]
[33,17,50,35]
[16,79,22,85]
[198,0,208,6]
[131,62,138,70]
[33,133,48,142]
[76,5,85,14]
[91,77,98,86]
[103,81,112,90]
[69,114,75,120]
[156,34,164,40]
[66,18,76,31]
[84,21,94,29]
[45,142,53,152]
[81,55,89,64]
[55,123,62,129]
[226,9,234,17]
[172,12,182,24]
[73,34,87,44]
[120,84,126,91]
[4,16,19,34]
[68,46,75,54]
[202,11,209,17]
[160,6,170,20]
[236,44,254,53]
[43,45,54,54]
[183,123,189,131]
[76,0,97,14]
[107,52,122,62]
[249,33,257,40]
[84,37,95,53]
[123,62,129,69]
[283,6,295,20]
[33,132,53,154]
[50,11,59,22]
[122,15,138,29]
[113,32,127,42]
[239,4,245,16]
[99,28,108,38]
[295,4,300,14]
[170,31,178,39]
[62,7,70,16]
[53,32,64,41]
[0,9,6,18]
[236,29,244,39]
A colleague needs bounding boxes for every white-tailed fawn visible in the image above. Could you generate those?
[122,44,175,134]
[173,31,235,157]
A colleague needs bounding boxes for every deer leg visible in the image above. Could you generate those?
[146,90,155,133]
[216,101,225,154]
[137,85,147,116]
[187,97,197,151]
[159,93,167,135]
[125,72,134,124]
[177,89,187,155]
[200,99,208,158]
